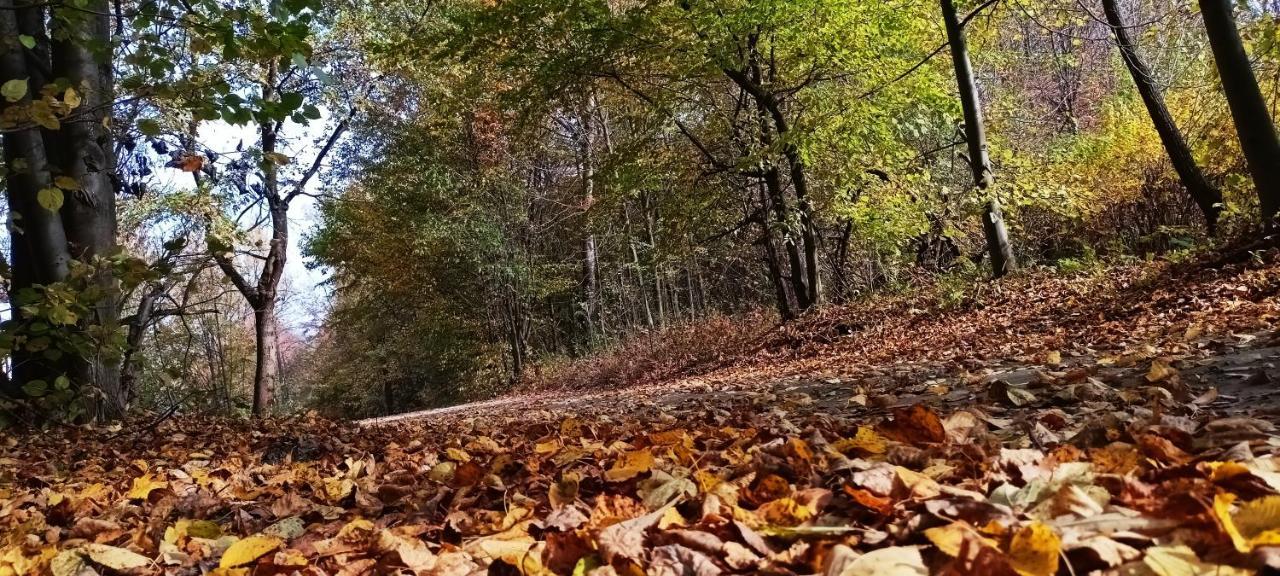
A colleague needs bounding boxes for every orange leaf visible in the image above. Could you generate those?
[604,448,654,483]
[843,485,894,516]
[879,404,946,445]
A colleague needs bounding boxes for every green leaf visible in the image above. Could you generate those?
[280,91,304,112]
[37,187,63,212]
[1,78,28,102]
[137,118,162,136]
[22,380,47,397]
[53,375,70,391]
[18,35,35,50]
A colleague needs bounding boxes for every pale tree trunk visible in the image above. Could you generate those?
[942,0,1016,277]
[1199,0,1280,229]
[252,300,280,414]
[1104,0,1222,234]
[579,101,599,344]
[644,194,665,326]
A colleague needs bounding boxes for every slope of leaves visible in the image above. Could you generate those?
[3,250,1280,576]
[525,248,1280,395]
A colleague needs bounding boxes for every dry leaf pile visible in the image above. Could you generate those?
[2,251,1280,576]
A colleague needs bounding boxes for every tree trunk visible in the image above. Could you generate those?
[1,0,123,414]
[941,0,1016,277]
[251,300,280,416]
[644,195,665,326]
[53,0,123,416]
[982,199,1015,276]
[0,1,70,396]
[761,164,811,310]
[756,180,795,319]
[780,141,823,307]
[1104,0,1223,234]
[1199,0,1280,229]
[579,103,598,343]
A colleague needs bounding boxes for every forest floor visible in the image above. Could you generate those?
[5,247,1280,576]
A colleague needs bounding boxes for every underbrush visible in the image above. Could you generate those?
[518,311,776,392]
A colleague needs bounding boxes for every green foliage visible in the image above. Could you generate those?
[0,254,154,425]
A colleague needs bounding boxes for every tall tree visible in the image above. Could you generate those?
[1103,0,1223,234]
[941,0,1016,278]
[1199,0,1280,229]
[1,0,122,416]
[209,98,350,417]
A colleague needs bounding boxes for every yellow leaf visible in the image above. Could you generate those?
[1183,324,1203,341]
[1142,544,1251,576]
[1209,461,1251,482]
[445,447,471,462]
[1006,522,1060,576]
[657,506,686,529]
[167,518,222,542]
[29,100,59,129]
[126,473,166,500]
[1045,351,1061,365]
[894,466,940,500]
[338,518,375,540]
[62,87,80,110]
[924,521,997,557]
[50,550,89,576]
[218,535,282,568]
[550,472,580,510]
[1146,359,1177,382]
[1218,493,1280,552]
[475,537,552,575]
[534,439,561,454]
[755,497,820,526]
[274,549,308,567]
[604,448,654,483]
[322,477,354,503]
[53,176,80,190]
[832,427,887,456]
[1,79,26,102]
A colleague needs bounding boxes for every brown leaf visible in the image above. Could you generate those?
[649,544,722,576]
[879,404,946,445]
[596,504,671,564]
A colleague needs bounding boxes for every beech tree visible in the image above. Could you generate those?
[0,0,121,416]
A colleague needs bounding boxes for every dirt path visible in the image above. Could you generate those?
[360,331,1280,431]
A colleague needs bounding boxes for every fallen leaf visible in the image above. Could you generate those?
[1146,359,1177,382]
[1005,522,1059,576]
[126,473,166,500]
[605,448,655,482]
[834,545,927,576]
[81,543,151,571]
[219,535,283,568]
[879,404,946,445]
